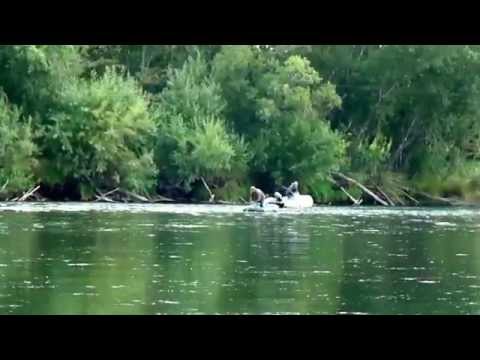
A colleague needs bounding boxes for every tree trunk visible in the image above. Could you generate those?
[391,115,418,169]
[18,185,40,202]
[122,190,150,203]
[328,176,362,205]
[376,186,395,206]
[332,172,390,206]
[200,177,215,203]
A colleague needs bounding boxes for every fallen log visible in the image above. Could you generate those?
[0,180,9,193]
[95,188,116,203]
[122,190,151,203]
[31,193,46,202]
[327,176,362,205]
[376,186,395,206]
[17,185,41,202]
[200,177,215,203]
[390,193,406,206]
[415,191,454,206]
[400,188,419,205]
[103,188,120,197]
[95,194,114,203]
[332,172,390,206]
[151,194,174,203]
[339,186,363,205]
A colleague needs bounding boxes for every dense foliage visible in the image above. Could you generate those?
[153,54,249,197]
[2,45,480,203]
[0,95,37,199]
[41,67,157,199]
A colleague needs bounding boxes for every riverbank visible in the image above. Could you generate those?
[1,196,478,207]
[3,177,480,208]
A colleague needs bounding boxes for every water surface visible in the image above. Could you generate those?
[0,202,479,315]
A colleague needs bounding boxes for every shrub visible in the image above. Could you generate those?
[39,67,157,198]
[154,53,249,196]
[0,95,37,198]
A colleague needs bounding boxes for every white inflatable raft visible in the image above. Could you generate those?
[281,193,314,208]
[244,193,314,212]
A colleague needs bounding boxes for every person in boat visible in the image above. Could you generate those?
[285,181,299,198]
[273,192,285,208]
[250,186,266,207]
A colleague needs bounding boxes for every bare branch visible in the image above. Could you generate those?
[17,185,40,202]
[332,172,390,206]
[200,177,215,203]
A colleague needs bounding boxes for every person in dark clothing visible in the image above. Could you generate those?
[274,192,285,208]
[285,181,299,197]
[250,186,266,207]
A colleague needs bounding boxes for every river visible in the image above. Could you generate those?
[0,202,479,315]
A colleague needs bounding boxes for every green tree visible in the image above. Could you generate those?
[82,45,221,94]
[0,45,83,116]
[0,95,37,199]
[153,53,249,198]
[39,67,157,199]
[213,46,346,195]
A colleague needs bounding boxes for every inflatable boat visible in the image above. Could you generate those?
[244,193,314,212]
[281,193,314,208]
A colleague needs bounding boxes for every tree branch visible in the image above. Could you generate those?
[327,177,362,205]
[391,114,419,168]
[200,177,215,202]
[17,185,41,202]
[332,172,390,206]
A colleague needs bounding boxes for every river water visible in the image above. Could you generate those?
[0,202,479,315]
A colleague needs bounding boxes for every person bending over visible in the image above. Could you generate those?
[250,186,266,207]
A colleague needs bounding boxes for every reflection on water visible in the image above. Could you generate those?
[0,203,480,314]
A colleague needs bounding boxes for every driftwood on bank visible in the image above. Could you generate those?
[340,186,363,205]
[95,189,115,203]
[332,172,390,206]
[94,187,120,202]
[0,180,9,193]
[414,191,454,206]
[151,194,174,203]
[376,186,396,206]
[122,190,150,202]
[400,188,419,205]
[93,187,175,203]
[390,192,406,206]
[328,171,427,207]
[103,188,120,197]
[95,194,114,202]
[17,185,41,202]
[200,177,215,203]
[327,177,362,205]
